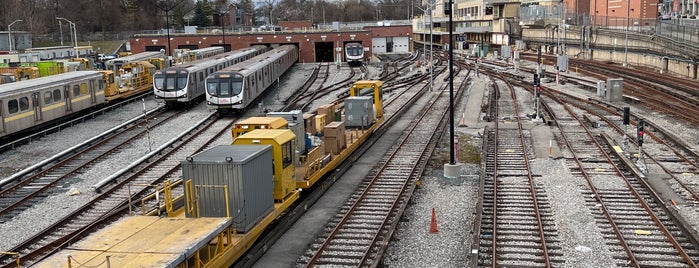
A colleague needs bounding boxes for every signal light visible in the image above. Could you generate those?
[533,73,540,85]
[535,85,541,97]
[637,119,645,147]
[623,107,630,125]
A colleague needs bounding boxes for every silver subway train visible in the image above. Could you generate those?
[0,71,106,139]
[205,45,298,114]
[152,46,269,107]
[345,42,364,65]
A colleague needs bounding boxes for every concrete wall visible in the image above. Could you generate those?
[522,26,699,80]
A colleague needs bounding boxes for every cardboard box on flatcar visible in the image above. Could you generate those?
[324,121,346,138]
[303,113,317,134]
[315,114,326,134]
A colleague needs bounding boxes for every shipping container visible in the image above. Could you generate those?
[345,96,376,127]
[182,145,274,233]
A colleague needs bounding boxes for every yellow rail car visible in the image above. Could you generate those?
[34,80,387,268]
[104,61,156,101]
[231,116,289,138]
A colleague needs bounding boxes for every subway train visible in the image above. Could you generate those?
[153,46,269,107]
[0,58,165,140]
[345,42,364,65]
[205,45,298,114]
[0,71,106,139]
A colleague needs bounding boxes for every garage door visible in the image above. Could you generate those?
[372,38,387,53]
[392,37,410,53]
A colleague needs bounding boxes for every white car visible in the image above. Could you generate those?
[98,54,116,61]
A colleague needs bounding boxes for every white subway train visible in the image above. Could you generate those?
[152,46,269,107]
[204,45,298,114]
[345,42,364,65]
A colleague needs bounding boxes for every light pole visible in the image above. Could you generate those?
[153,0,185,57]
[624,1,630,66]
[8,20,22,52]
[56,18,77,57]
[447,0,454,165]
[415,1,435,91]
[218,5,232,51]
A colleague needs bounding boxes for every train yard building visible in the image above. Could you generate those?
[128,24,412,64]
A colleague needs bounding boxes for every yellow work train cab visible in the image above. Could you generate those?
[233,129,297,202]
[232,116,289,139]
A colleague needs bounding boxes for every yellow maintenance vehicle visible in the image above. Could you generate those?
[104,60,157,101]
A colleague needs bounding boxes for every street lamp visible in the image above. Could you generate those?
[7,20,22,52]
[56,18,78,57]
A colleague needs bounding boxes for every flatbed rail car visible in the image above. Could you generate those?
[205,45,298,114]
[0,71,106,139]
[34,80,386,268]
[153,45,269,107]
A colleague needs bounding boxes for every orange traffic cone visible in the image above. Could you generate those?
[459,113,467,127]
[430,208,439,233]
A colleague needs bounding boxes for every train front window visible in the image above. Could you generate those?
[231,81,243,95]
[177,74,187,90]
[154,75,164,90]
[348,47,362,56]
[165,77,176,91]
[218,81,231,97]
[207,81,217,96]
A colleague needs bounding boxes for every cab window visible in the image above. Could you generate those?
[281,140,294,168]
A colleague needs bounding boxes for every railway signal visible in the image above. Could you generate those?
[622,107,630,152]
[533,73,540,85]
[637,119,644,147]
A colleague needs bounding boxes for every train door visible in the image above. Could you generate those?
[89,79,97,103]
[64,85,72,112]
[32,92,42,122]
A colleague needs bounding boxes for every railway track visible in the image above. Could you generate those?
[0,109,177,223]
[552,90,699,207]
[519,54,699,126]
[0,113,239,267]
[298,63,465,267]
[540,89,699,267]
[475,76,564,267]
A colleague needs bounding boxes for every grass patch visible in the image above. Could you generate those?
[432,134,482,166]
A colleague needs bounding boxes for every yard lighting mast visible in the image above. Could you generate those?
[7,20,23,52]
[56,18,77,57]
